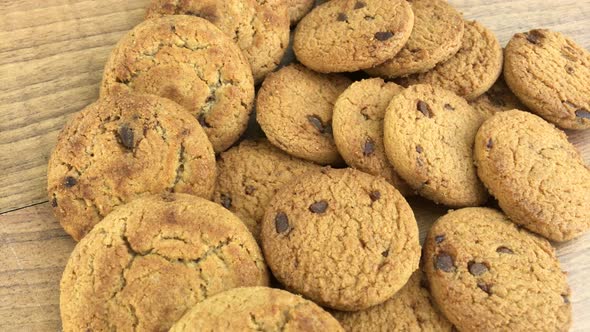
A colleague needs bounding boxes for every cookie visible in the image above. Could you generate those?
[398,20,503,101]
[474,110,590,241]
[293,0,414,73]
[504,29,590,129]
[60,194,269,332]
[213,139,321,239]
[332,78,412,195]
[332,271,453,332]
[101,15,255,152]
[261,167,420,311]
[170,287,344,331]
[145,0,290,84]
[288,0,315,25]
[366,0,464,78]
[424,207,572,331]
[47,93,216,241]
[469,75,528,118]
[256,64,351,165]
[383,84,488,207]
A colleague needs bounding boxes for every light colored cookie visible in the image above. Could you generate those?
[469,75,528,118]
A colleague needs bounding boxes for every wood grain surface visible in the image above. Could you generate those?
[0,0,589,331]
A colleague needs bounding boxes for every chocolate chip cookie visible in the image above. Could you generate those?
[332,78,411,195]
[261,167,420,311]
[504,29,590,129]
[101,15,255,152]
[474,110,590,241]
[293,0,414,73]
[60,194,269,332]
[383,84,488,207]
[424,207,571,331]
[47,93,216,241]
[469,75,528,118]
[170,287,344,331]
[256,64,351,165]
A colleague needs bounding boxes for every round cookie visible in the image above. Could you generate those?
[293,0,415,73]
[424,207,572,331]
[101,15,255,153]
[383,84,488,207]
[256,64,351,165]
[469,76,528,118]
[47,93,216,241]
[332,271,453,332]
[332,78,411,195]
[213,139,321,240]
[398,20,503,101]
[288,0,315,25]
[170,287,344,331]
[145,0,290,84]
[504,29,590,130]
[366,0,464,78]
[474,110,590,242]
[60,194,269,332]
[261,167,420,311]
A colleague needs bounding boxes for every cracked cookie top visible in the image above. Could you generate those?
[424,208,571,331]
[47,92,216,241]
[145,0,290,84]
[293,0,414,73]
[100,15,255,152]
[261,167,420,311]
[170,287,344,331]
[60,194,269,332]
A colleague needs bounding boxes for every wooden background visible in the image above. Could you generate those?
[1,0,589,330]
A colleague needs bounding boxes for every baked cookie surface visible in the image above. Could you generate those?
[287,0,315,24]
[469,76,528,118]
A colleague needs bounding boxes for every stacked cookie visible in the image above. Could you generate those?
[48,0,590,331]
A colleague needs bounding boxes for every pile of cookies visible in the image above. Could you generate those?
[46,0,590,331]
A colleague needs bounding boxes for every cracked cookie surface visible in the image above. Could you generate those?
[213,139,321,241]
[474,110,590,241]
[145,0,290,83]
[47,93,216,241]
[170,287,344,331]
[60,194,269,332]
[366,0,464,78]
[398,20,503,101]
[469,76,528,118]
[424,208,571,331]
[332,78,411,195]
[100,15,255,152]
[261,168,420,311]
[383,84,488,207]
[293,0,414,73]
[256,64,351,165]
[504,29,590,129]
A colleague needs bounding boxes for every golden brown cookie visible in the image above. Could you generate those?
[474,110,590,242]
[261,168,420,311]
[469,75,528,118]
[170,287,344,331]
[213,139,321,239]
[145,0,290,83]
[293,0,414,73]
[47,93,216,241]
[101,15,255,152]
[366,0,464,78]
[398,20,503,101]
[383,84,488,207]
[332,271,453,332]
[424,207,572,331]
[60,194,269,332]
[256,64,351,165]
[332,78,411,195]
[504,29,590,129]
[288,0,315,25]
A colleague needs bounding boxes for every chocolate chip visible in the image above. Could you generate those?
[307,115,329,134]
[198,113,211,128]
[364,15,375,21]
[566,66,575,74]
[51,197,58,207]
[416,145,423,153]
[417,100,433,118]
[575,109,590,119]
[486,138,493,149]
[64,176,77,188]
[220,194,232,209]
[444,103,455,111]
[434,252,455,272]
[381,249,389,257]
[526,30,544,44]
[309,200,328,214]
[496,246,514,254]
[337,13,348,21]
[562,295,570,304]
[468,261,489,276]
[477,282,492,295]
[369,190,381,202]
[363,137,375,156]
[434,235,445,244]
[354,1,366,9]
[275,212,290,234]
[375,31,394,41]
[245,185,256,195]
[118,124,134,150]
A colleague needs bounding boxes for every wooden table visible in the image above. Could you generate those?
[1,0,589,330]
